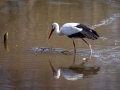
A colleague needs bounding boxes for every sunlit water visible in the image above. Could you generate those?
[0,0,120,90]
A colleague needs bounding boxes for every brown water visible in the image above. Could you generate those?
[0,0,120,90]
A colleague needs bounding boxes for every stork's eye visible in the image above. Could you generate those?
[52,25,54,28]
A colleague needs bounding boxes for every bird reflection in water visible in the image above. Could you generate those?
[49,55,100,80]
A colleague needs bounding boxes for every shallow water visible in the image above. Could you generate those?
[0,0,120,90]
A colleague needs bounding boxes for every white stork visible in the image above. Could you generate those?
[48,22,99,53]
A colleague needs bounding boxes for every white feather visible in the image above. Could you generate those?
[60,23,83,36]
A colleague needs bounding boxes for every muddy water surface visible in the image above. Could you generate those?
[0,0,120,90]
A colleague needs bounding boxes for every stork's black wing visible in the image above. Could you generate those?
[74,24,99,40]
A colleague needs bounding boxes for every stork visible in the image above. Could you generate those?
[48,22,99,53]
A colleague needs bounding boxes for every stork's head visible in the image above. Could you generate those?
[48,22,58,39]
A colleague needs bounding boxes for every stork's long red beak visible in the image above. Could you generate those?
[48,29,54,39]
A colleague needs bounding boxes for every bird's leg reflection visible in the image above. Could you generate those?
[49,60,56,73]
[82,55,91,61]
[72,54,87,67]
[72,51,91,65]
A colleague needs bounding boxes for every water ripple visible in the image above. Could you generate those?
[91,13,120,29]
[31,47,70,55]
[31,45,120,59]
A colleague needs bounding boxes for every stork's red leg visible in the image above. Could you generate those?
[82,38,92,52]
[72,39,76,53]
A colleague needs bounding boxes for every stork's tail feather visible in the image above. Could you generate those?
[91,30,99,40]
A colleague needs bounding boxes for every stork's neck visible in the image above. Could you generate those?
[55,24,62,36]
